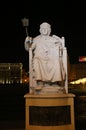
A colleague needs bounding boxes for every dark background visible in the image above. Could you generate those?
[0,0,86,70]
[0,1,86,129]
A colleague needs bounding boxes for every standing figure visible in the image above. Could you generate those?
[24,22,68,94]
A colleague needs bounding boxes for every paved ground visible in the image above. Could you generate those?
[0,128,25,130]
[0,120,25,130]
[0,120,86,130]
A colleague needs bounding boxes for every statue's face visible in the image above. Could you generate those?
[39,22,51,36]
[40,27,49,35]
[40,27,51,36]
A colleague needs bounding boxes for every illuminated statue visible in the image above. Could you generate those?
[24,22,68,94]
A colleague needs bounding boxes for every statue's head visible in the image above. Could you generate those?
[40,22,51,28]
[39,22,51,35]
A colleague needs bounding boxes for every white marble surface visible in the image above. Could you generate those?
[24,22,68,94]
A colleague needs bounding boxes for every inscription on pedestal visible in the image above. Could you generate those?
[29,106,71,126]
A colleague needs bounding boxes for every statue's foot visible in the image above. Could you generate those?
[32,86,43,94]
[34,86,43,90]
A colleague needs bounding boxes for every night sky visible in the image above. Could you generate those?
[0,1,86,71]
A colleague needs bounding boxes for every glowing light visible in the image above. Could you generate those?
[70,78,86,84]
[79,56,86,62]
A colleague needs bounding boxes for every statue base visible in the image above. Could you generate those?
[24,93,75,130]
[31,85,66,94]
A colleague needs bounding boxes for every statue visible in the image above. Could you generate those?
[24,22,68,94]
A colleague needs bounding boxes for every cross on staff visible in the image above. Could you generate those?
[21,18,29,36]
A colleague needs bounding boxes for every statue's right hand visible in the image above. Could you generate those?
[25,36,30,43]
[24,36,33,50]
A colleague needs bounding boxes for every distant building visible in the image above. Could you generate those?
[0,63,23,84]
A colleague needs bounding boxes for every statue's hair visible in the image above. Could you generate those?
[40,22,51,29]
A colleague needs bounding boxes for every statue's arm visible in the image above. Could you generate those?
[52,35,65,57]
[52,35,65,47]
[24,35,40,51]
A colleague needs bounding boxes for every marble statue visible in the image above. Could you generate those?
[24,22,68,94]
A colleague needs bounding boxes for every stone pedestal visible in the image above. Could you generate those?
[24,93,75,130]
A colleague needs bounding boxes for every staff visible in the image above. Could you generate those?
[21,18,33,93]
